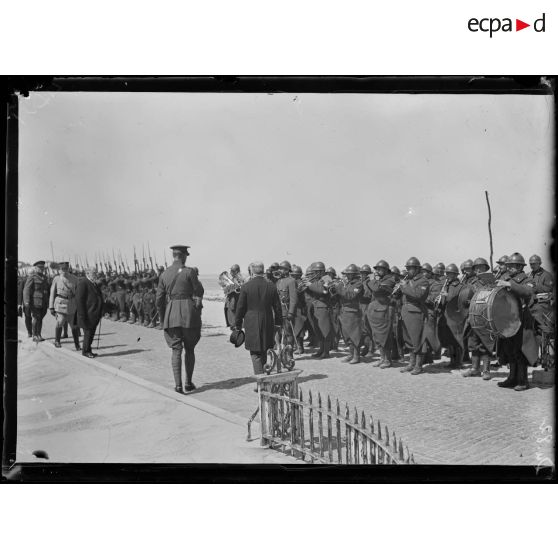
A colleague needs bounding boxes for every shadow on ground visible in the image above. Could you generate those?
[97,349,152,357]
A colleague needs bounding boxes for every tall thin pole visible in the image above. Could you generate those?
[50,240,55,263]
[485,190,494,271]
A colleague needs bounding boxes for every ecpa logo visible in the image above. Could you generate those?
[468,13,546,37]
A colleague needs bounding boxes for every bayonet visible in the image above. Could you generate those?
[148,242,154,271]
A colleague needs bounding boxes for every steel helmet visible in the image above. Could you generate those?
[405,257,421,268]
[325,266,336,276]
[446,263,459,274]
[508,253,526,266]
[421,263,433,273]
[291,265,302,277]
[460,259,473,271]
[390,266,401,276]
[496,255,509,265]
[310,261,326,273]
[436,262,446,271]
[529,254,542,264]
[360,264,372,274]
[270,262,280,269]
[432,265,444,275]
[343,264,360,275]
[279,260,292,271]
[472,257,489,269]
[373,260,390,271]
[230,264,241,273]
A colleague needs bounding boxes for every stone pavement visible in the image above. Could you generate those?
[21,310,555,465]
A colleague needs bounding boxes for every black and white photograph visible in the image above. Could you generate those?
[5,78,555,476]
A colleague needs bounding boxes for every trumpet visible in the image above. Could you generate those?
[218,271,241,294]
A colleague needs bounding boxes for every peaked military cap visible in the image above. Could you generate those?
[170,245,190,255]
[33,260,46,266]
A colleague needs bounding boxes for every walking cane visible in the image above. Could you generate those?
[96,317,102,350]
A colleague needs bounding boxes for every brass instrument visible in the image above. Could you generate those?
[218,271,241,295]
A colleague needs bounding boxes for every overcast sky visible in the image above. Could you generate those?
[18,91,554,274]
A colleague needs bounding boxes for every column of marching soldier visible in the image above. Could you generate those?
[223,254,554,392]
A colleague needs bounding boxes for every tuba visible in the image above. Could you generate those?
[218,271,241,295]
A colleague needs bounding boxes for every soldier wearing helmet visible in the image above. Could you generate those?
[421,263,433,281]
[300,261,333,359]
[359,264,374,357]
[276,260,298,352]
[323,266,341,351]
[435,263,466,370]
[494,255,510,280]
[333,264,364,364]
[432,264,445,282]
[494,253,539,390]
[423,263,447,366]
[393,257,430,375]
[460,260,475,285]
[364,260,397,368]
[527,254,554,357]
[290,265,308,354]
[462,257,497,379]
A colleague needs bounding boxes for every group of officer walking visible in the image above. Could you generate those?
[225,254,554,392]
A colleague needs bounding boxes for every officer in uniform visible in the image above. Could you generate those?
[302,262,333,359]
[23,261,50,342]
[527,254,554,359]
[332,264,364,364]
[393,257,430,375]
[462,257,495,379]
[496,253,538,390]
[48,262,80,350]
[156,245,204,393]
[18,273,33,337]
[275,260,297,350]
[290,265,308,354]
[365,260,396,368]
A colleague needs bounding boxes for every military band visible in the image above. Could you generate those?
[18,247,554,394]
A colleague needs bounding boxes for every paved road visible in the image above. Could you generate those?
[24,311,555,465]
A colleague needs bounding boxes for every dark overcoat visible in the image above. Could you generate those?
[23,272,50,314]
[235,275,282,352]
[336,279,363,346]
[528,267,554,333]
[440,280,468,350]
[398,275,429,351]
[306,281,333,338]
[76,277,104,329]
[365,273,396,347]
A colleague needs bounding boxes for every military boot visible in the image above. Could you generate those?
[513,360,529,391]
[342,344,354,362]
[462,355,481,377]
[481,355,492,380]
[349,345,360,364]
[312,340,325,359]
[373,347,385,367]
[72,328,81,351]
[172,349,183,393]
[380,347,392,369]
[410,353,424,375]
[318,338,331,359]
[54,326,62,348]
[498,361,518,388]
[62,323,69,338]
[402,352,416,372]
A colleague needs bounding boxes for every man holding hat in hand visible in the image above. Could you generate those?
[156,245,204,393]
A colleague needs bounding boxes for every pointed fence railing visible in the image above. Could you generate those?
[258,382,415,464]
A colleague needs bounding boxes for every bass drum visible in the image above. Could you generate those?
[469,286,521,338]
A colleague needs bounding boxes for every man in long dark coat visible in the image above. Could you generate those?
[393,257,430,375]
[365,260,396,368]
[496,253,539,390]
[234,261,282,375]
[156,245,204,393]
[334,264,364,364]
[76,267,104,358]
[527,254,554,358]
[290,265,307,354]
